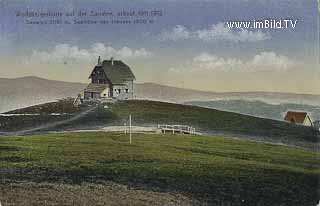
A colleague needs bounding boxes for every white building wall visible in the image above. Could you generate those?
[112,81,133,100]
[303,116,313,127]
[100,88,110,98]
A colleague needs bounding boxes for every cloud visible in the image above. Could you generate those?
[196,23,270,42]
[157,25,191,41]
[170,52,295,73]
[24,43,153,65]
[158,23,270,43]
[248,52,294,71]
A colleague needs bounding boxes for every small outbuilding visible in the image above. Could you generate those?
[284,111,313,127]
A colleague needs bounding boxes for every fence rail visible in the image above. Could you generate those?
[157,124,202,135]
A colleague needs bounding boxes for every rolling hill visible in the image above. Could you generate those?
[135,82,320,106]
[1,100,318,150]
[0,76,85,113]
[0,99,319,205]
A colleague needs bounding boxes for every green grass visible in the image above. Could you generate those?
[108,100,318,143]
[0,99,86,132]
[0,132,319,205]
[5,98,82,114]
[1,100,318,146]
[0,115,68,132]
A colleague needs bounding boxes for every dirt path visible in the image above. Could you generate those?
[1,106,98,136]
[49,126,160,134]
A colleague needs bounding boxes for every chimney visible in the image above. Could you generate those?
[98,56,101,65]
[110,57,114,66]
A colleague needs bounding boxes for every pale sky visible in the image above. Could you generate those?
[0,0,319,94]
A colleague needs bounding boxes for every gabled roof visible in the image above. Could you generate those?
[84,83,108,93]
[91,59,135,84]
[284,111,309,124]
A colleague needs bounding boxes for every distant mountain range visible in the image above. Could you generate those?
[135,83,320,106]
[0,76,85,113]
[1,76,320,114]
[186,100,320,122]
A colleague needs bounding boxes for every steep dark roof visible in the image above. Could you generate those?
[95,60,135,84]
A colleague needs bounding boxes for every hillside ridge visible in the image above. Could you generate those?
[1,99,318,150]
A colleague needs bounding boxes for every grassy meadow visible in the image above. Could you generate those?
[0,132,319,205]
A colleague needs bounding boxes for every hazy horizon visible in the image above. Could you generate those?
[2,74,320,96]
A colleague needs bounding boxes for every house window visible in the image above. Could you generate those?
[115,89,121,94]
[125,89,129,93]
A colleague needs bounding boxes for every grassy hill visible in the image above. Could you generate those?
[0,132,319,205]
[108,101,318,142]
[0,99,86,132]
[1,100,318,149]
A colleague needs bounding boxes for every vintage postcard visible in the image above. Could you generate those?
[0,0,319,205]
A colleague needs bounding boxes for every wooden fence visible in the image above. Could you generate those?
[157,124,202,135]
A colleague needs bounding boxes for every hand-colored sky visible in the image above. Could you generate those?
[0,0,319,94]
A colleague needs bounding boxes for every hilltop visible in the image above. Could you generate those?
[1,99,318,150]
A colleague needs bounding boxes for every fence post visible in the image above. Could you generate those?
[129,115,132,144]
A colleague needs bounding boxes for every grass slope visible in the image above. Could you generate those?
[1,100,318,147]
[0,132,319,205]
[0,99,85,132]
[107,100,318,143]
